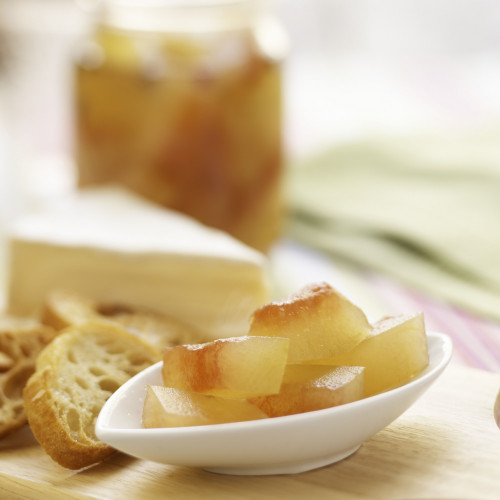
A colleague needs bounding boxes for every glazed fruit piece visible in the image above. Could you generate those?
[314,312,429,397]
[248,282,371,363]
[142,385,267,428]
[249,364,364,417]
[161,336,289,398]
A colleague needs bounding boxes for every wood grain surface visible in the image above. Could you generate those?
[0,364,499,500]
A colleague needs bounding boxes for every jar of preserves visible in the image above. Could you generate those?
[74,0,288,252]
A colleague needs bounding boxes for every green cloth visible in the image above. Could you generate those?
[286,132,500,321]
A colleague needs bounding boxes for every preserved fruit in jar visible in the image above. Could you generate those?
[75,0,287,252]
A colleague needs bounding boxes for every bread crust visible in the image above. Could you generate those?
[23,368,114,469]
[23,321,160,469]
[42,289,202,349]
[0,318,57,438]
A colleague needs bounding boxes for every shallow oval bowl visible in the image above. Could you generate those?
[95,331,452,475]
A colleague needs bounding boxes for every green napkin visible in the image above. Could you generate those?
[286,133,500,321]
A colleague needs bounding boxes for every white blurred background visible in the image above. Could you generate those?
[280,0,500,154]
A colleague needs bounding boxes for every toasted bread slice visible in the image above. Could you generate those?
[42,289,202,350]
[23,321,160,469]
[0,316,57,438]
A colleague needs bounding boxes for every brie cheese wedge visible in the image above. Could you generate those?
[6,187,270,340]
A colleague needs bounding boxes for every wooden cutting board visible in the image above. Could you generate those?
[1,364,499,500]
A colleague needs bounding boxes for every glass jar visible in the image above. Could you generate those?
[74,0,288,252]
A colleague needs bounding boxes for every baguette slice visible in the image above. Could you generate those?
[23,321,160,469]
[0,317,57,438]
[42,288,202,350]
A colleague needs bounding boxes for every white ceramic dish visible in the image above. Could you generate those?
[96,331,452,475]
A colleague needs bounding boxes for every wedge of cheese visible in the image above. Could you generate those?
[6,187,270,341]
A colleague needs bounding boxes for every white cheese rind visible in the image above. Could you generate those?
[6,187,270,339]
[10,187,268,262]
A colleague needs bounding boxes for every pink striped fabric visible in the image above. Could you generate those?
[364,273,500,373]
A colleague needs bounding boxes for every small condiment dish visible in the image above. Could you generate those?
[95,331,452,475]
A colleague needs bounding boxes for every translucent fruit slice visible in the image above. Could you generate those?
[249,365,364,417]
[161,336,289,398]
[248,282,371,363]
[314,312,429,397]
[142,385,267,428]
